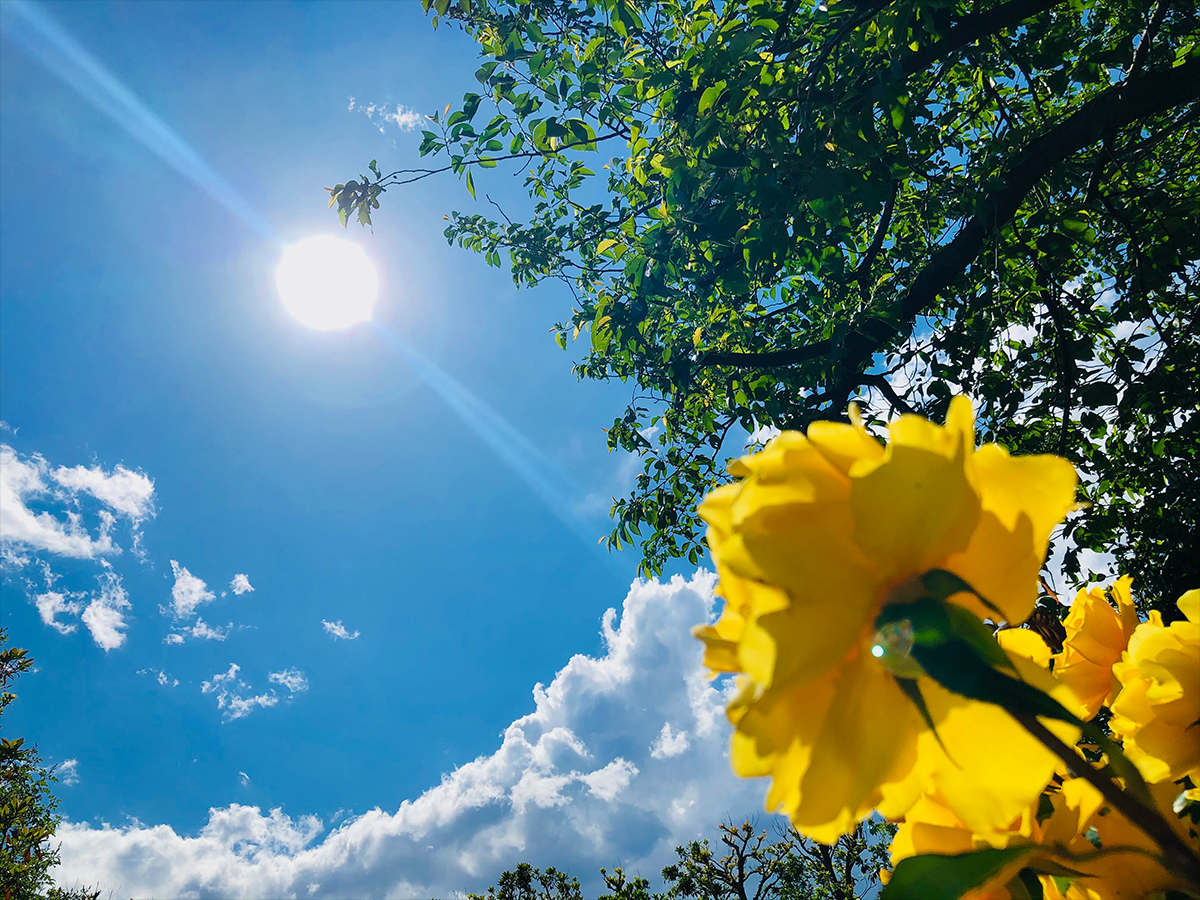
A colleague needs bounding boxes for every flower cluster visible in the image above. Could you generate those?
[694,397,1199,897]
[890,585,1200,898]
[695,397,1078,841]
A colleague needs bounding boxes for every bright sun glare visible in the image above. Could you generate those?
[276,235,379,331]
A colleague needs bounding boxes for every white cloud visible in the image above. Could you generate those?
[57,759,80,786]
[321,619,359,641]
[188,618,232,642]
[268,668,308,694]
[35,591,84,634]
[230,574,254,596]
[201,664,242,695]
[239,772,251,788]
[348,97,422,133]
[151,669,179,687]
[168,561,215,619]
[219,691,279,722]
[80,566,131,652]
[164,633,184,646]
[50,461,155,521]
[201,664,287,723]
[1,445,118,559]
[51,573,766,897]
[649,723,690,760]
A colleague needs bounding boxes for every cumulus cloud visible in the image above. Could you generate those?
[268,668,308,694]
[321,619,359,641]
[51,573,766,898]
[229,573,254,595]
[57,759,80,786]
[649,723,691,760]
[168,561,215,619]
[347,97,422,132]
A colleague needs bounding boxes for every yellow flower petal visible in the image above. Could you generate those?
[944,445,1077,624]
[789,649,922,842]
[1110,590,1200,784]
[1053,580,1137,719]
[996,628,1052,668]
[850,440,980,586]
[917,655,1080,836]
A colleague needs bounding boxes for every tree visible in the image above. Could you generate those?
[468,819,893,900]
[0,631,62,900]
[333,0,1200,612]
[659,819,892,900]
[467,863,585,900]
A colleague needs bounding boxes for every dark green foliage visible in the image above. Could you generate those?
[0,631,61,900]
[334,0,1200,612]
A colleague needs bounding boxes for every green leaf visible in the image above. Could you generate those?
[883,846,1037,900]
[698,82,727,116]
[465,168,476,199]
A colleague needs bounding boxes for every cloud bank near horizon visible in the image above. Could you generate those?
[52,572,768,898]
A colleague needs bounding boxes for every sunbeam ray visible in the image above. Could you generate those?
[371,323,615,562]
[1,0,276,240]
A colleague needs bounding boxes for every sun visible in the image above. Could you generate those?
[276,235,379,331]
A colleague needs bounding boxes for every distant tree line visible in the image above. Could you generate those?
[467,818,895,900]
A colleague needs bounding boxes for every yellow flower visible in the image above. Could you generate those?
[695,397,1079,842]
[1109,589,1200,785]
[887,777,1098,899]
[889,775,1200,900]
[1053,576,1139,719]
[1051,779,1199,900]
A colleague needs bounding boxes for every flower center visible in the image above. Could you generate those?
[870,620,925,679]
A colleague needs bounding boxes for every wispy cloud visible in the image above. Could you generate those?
[200,663,242,695]
[200,663,297,722]
[1,445,122,559]
[187,617,232,642]
[35,590,84,634]
[238,772,251,788]
[229,573,254,595]
[268,668,308,694]
[57,758,80,786]
[321,619,359,641]
[167,561,215,619]
[50,461,155,522]
[138,668,179,688]
[347,97,422,133]
[80,565,131,652]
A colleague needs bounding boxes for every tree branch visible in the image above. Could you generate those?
[699,58,1200,375]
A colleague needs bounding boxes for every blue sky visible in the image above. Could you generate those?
[0,2,764,895]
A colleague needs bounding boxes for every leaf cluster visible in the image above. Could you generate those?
[0,632,62,900]
[334,0,1200,609]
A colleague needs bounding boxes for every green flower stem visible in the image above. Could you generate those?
[1013,712,1200,882]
